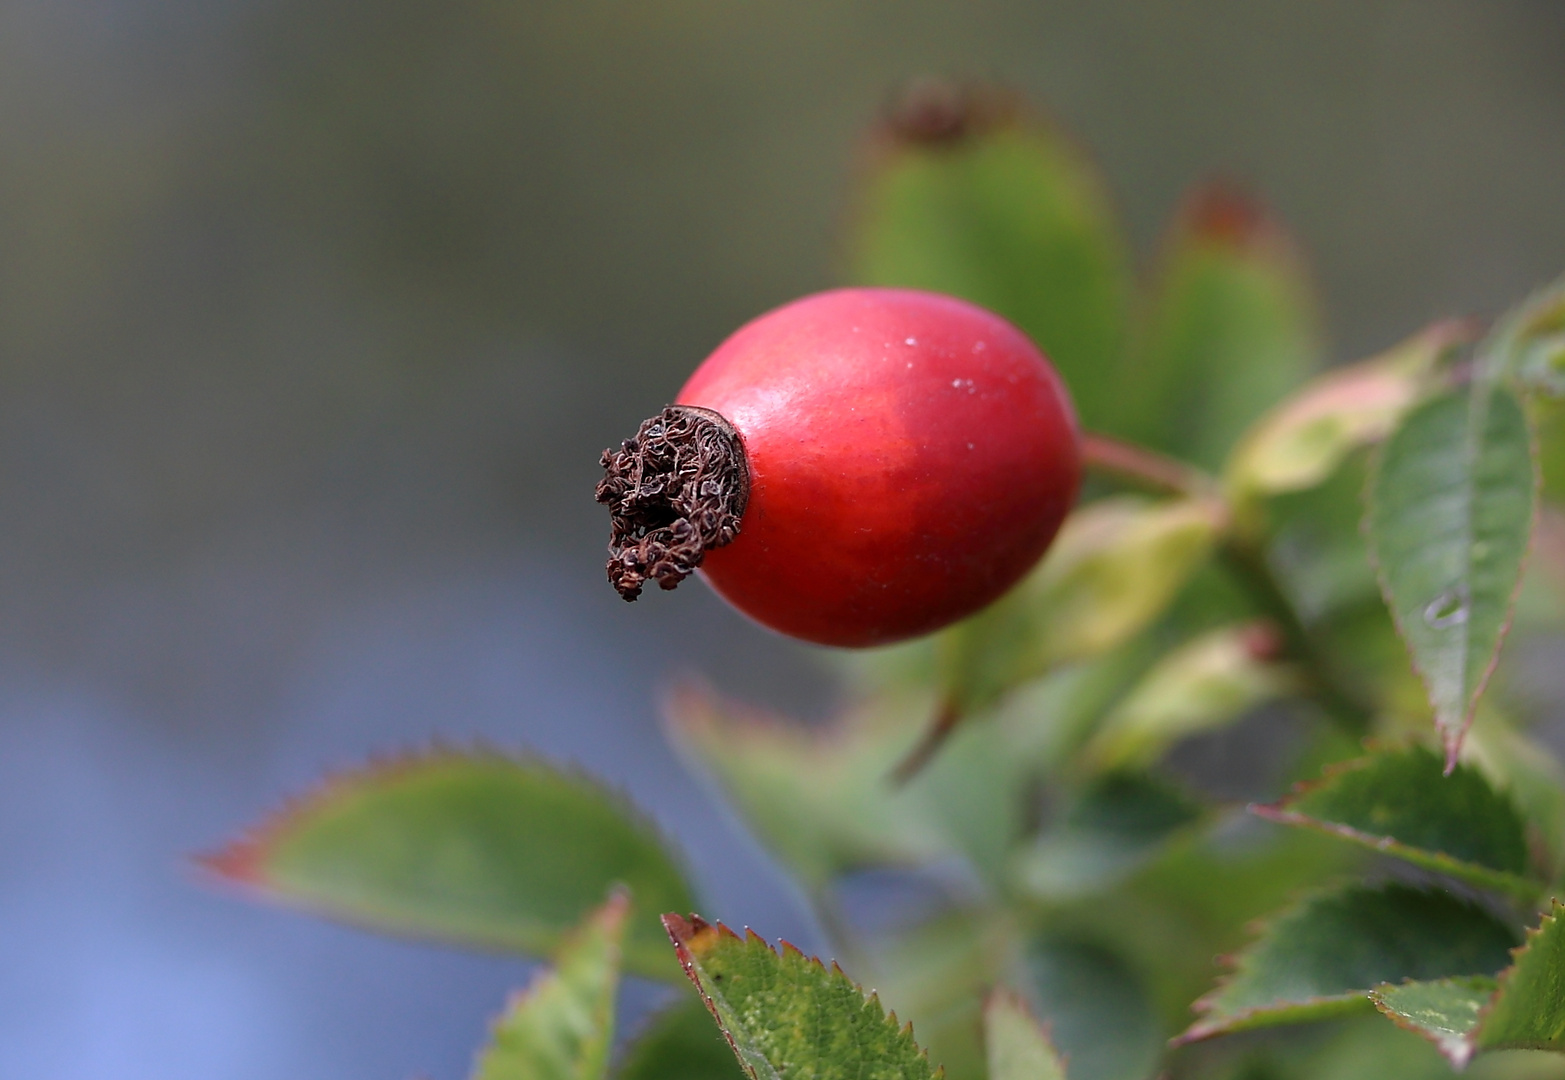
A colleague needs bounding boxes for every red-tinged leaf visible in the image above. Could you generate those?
[1225,320,1468,511]
[663,914,942,1080]
[200,749,695,980]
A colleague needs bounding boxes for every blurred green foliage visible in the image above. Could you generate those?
[195,37,1565,1080]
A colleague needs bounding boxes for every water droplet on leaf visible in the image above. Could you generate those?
[1423,587,1470,629]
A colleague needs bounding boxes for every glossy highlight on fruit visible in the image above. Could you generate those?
[598,287,1081,647]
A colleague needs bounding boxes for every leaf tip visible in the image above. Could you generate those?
[1245,801,1287,824]
[1167,1020,1222,1048]
[192,839,265,886]
[661,912,705,945]
[599,886,633,928]
[1369,983,1479,1071]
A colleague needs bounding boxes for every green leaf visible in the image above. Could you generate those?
[1529,397,1565,504]
[615,995,746,1080]
[1464,899,1565,1058]
[937,495,1225,715]
[1260,450,1432,717]
[1025,936,1160,1080]
[1296,1014,1478,1080]
[1366,383,1538,766]
[1369,977,1497,1069]
[665,684,947,889]
[1226,321,1464,511]
[1372,901,1565,1068]
[1462,710,1565,873]
[1013,770,1205,899]
[1082,623,1302,770]
[984,989,1068,1080]
[666,682,1034,894]
[1267,451,1385,625]
[1129,182,1322,470]
[1479,274,1565,395]
[663,914,942,1080]
[847,88,1133,433]
[1250,744,1540,902]
[1174,883,1521,1044]
[199,750,696,981]
[473,893,628,1080]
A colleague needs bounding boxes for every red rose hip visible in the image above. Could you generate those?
[596,287,1081,647]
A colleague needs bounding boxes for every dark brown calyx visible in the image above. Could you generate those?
[596,405,748,601]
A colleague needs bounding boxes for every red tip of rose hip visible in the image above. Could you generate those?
[879,78,1019,146]
[1181,179,1288,255]
[596,287,1081,648]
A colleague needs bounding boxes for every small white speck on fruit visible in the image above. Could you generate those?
[967,442,974,450]
[905,337,917,346]
[906,362,914,369]
[973,341,986,352]
[952,379,962,388]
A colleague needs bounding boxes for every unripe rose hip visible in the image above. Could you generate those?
[597,287,1081,647]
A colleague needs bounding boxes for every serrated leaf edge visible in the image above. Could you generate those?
[662,912,943,1080]
[1469,898,1565,1056]
[195,742,695,964]
[1248,807,1541,904]
[1365,385,1540,771]
[1169,881,1500,1046]
[1367,976,1496,1071]
[1170,992,1368,1045]
[1248,744,1541,902]
[1367,901,1565,1069]
[199,742,684,886]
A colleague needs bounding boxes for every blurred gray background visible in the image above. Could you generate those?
[1,1,1563,1076]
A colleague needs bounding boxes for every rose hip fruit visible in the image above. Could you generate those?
[596,287,1080,647]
